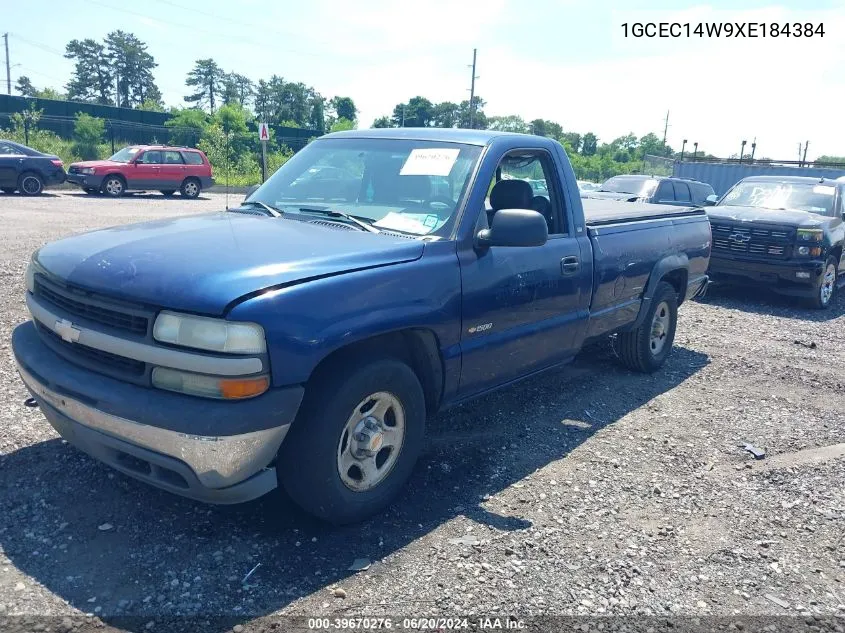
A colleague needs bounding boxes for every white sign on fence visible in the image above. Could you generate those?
[258,122,270,141]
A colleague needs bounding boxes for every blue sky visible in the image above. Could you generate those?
[2,0,844,159]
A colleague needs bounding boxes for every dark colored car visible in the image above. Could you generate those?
[0,139,66,195]
[67,145,214,198]
[585,175,716,207]
[13,128,711,523]
[706,176,845,309]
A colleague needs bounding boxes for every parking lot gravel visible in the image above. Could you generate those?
[0,191,843,631]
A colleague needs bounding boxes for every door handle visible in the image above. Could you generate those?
[561,256,580,276]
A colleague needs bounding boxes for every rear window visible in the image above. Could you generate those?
[182,151,204,165]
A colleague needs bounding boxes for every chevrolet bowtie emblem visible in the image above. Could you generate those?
[55,318,81,344]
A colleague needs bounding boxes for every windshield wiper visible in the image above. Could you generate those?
[238,200,283,217]
[298,207,380,233]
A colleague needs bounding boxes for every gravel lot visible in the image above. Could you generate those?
[0,191,843,632]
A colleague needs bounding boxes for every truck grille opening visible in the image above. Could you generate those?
[37,323,145,377]
[34,277,149,335]
[710,222,793,260]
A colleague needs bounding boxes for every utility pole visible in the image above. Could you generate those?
[401,104,405,127]
[468,48,478,129]
[798,143,803,165]
[750,137,757,161]
[3,33,10,95]
[661,110,669,151]
[802,140,809,166]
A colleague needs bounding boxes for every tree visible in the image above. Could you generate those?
[816,155,845,165]
[457,96,486,129]
[105,31,160,108]
[73,113,105,160]
[371,116,393,128]
[637,132,667,158]
[65,38,113,104]
[309,96,326,134]
[330,118,355,133]
[330,96,357,122]
[391,96,434,127]
[487,115,529,133]
[253,76,319,128]
[15,76,36,97]
[561,132,581,152]
[431,102,460,128]
[581,132,598,156]
[184,59,226,113]
[138,98,164,112]
[165,108,210,146]
[223,73,254,108]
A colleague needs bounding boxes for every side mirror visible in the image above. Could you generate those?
[476,209,548,248]
[703,194,718,206]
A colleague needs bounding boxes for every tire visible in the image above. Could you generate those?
[160,190,176,197]
[1,187,15,194]
[101,175,126,198]
[180,178,200,199]
[279,358,426,524]
[18,172,43,196]
[809,257,837,310]
[614,281,678,373]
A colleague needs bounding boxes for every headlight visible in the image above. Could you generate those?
[80,167,96,175]
[797,246,810,256]
[25,261,35,293]
[152,367,269,400]
[153,311,266,354]
[796,229,823,242]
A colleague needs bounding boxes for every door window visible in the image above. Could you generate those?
[138,151,162,164]
[673,181,691,202]
[163,151,184,164]
[493,151,566,235]
[654,181,675,202]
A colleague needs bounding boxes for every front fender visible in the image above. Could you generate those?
[226,243,462,388]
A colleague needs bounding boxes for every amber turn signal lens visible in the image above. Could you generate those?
[219,376,270,399]
[810,247,822,257]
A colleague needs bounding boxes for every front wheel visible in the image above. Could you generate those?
[279,358,426,524]
[614,281,678,373]
[102,175,125,198]
[809,257,838,309]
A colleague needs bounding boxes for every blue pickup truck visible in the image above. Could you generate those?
[13,129,711,523]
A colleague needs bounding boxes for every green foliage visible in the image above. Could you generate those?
[581,132,598,156]
[223,73,255,108]
[371,116,393,129]
[330,97,357,123]
[73,113,106,160]
[329,118,355,133]
[165,108,210,147]
[391,96,434,127]
[487,115,529,133]
[15,76,36,97]
[816,155,845,165]
[65,38,113,104]
[106,30,160,108]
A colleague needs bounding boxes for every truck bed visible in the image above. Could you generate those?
[582,198,706,226]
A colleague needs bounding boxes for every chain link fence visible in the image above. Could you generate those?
[642,154,674,177]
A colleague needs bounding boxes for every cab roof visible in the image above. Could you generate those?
[321,127,535,146]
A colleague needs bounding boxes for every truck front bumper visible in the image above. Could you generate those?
[708,255,825,298]
[12,321,304,504]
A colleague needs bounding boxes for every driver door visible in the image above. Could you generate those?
[457,149,592,397]
[130,150,162,189]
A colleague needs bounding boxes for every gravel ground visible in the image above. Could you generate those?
[0,191,843,632]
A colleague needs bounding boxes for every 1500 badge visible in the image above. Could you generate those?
[467,323,493,334]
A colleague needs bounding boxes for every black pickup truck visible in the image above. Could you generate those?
[707,176,845,309]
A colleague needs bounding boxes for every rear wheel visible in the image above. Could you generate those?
[160,190,176,197]
[279,358,426,524]
[1,187,15,194]
[18,172,43,196]
[102,175,125,198]
[180,178,200,199]
[614,281,678,373]
[809,257,837,309]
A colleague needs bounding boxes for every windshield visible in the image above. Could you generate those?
[109,147,142,163]
[719,181,836,216]
[248,138,482,237]
[599,175,658,196]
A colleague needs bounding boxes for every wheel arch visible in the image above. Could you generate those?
[630,255,689,329]
[305,328,444,418]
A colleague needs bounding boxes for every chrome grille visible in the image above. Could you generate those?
[710,222,794,260]
[34,277,149,335]
[37,323,145,377]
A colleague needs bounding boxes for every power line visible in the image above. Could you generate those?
[147,0,302,40]
[11,34,65,57]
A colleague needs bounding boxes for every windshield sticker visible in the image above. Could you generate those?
[813,185,835,196]
[374,212,432,235]
[399,148,460,177]
[423,214,439,228]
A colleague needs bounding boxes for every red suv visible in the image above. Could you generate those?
[67,145,214,198]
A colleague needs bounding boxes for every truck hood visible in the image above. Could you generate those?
[582,191,639,202]
[707,205,830,228]
[35,212,425,315]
